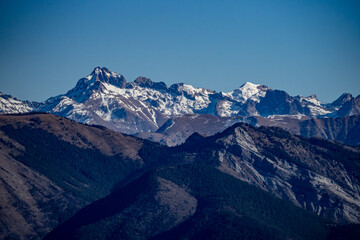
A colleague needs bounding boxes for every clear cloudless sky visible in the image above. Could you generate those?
[0,0,359,102]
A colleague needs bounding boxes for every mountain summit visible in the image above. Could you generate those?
[87,66,127,87]
[0,67,359,134]
[225,81,269,103]
[63,67,127,103]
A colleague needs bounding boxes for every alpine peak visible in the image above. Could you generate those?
[0,67,359,135]
[91,66,103,75]
[239,81,260,89]
[90,67,122,78]
[134,76,153,86]
[331,93,353,107]
[85,67,126,88]
[132,76,168,91]
[225,81,269,103]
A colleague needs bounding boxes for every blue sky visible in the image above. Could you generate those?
[0,0,359,102]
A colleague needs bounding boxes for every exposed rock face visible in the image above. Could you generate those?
[1,67,359,135]
[136,114,360,147]
[254,115,360,146]
[45,165,336,240]
[334,95,360,117]
[1,113,360,239]
[136,114,250,146]
[178,123,360,224]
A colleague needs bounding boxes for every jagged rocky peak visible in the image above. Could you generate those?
[0,91,10,99]
[331,93,353,107]
[296,94,322,106]
[134,76,153,85]
[168,82,185,94]
[303,94,318,100]
[0,92,24,101]
[86,66,127,88]
[90,66,120,78]
[0,92,35,114]
[133,76,168,90]
[306,94,320,103]
[335,95,360,117]
[62,67,128,103]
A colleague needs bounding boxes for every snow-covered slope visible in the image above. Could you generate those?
[0,92,35,114]
[36,67,217,133]
[0,67,359,134]
[224,82,269,103]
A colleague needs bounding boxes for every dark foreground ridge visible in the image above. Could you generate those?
[0,113,359,239]
[45,165,359,240]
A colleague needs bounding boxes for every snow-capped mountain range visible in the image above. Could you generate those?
[1,67,359,134]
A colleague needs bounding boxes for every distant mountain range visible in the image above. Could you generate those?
[136,114,360,146]
[0,67,359,146]
[1,68,360,239]
[0,113,359,239]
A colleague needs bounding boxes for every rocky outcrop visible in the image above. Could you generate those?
[178,123,360,223]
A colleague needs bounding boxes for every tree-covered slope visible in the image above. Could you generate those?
[1,113,360,239]
[0,113,167,239]
[45,164,351,240]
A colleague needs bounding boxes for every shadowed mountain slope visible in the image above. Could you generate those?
[175,122,360,224]
[137,114,360,147]
[254,114,360,146]
[45,165,335,240]
[0,113,167,239]
[1,113,360,239]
